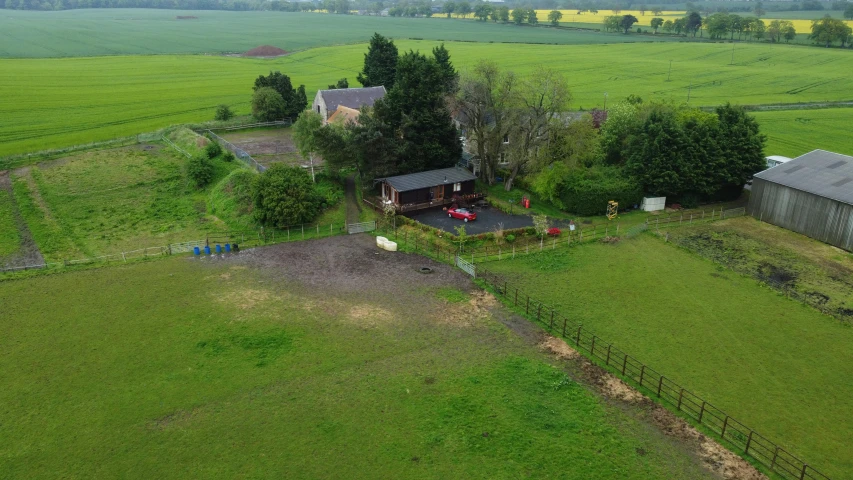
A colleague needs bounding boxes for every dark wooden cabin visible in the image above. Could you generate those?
[377,167,483,212]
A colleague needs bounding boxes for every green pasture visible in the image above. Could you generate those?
[752,107,853,158]
[0,180,21,258]
[0,9,678,59]
[484,232,853,478]
[2,40,852,158]
[0,251,717,479]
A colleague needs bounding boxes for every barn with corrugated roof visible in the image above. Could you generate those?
[747,149,853,251]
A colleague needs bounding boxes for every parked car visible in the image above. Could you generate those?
[448,207,476,222]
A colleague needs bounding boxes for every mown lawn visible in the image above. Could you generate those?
[2,40,853,157]
[485,233,853,478]
[0,248,718,479]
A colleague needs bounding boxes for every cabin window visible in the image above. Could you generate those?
[453,182,462,192]
[503,134,509,144]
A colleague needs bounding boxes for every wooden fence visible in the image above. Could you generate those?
[472,265,831,480]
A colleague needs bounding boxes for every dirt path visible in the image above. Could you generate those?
[344,173,361,226]
[0,170,45,269]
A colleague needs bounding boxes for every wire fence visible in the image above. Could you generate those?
[470,264,831,480]
[0,222,348,275]
[377,206,746,265]
[160,135,192,159]
[205,130,267,173]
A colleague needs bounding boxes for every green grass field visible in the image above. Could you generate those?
[0,9,682,59]
[0,177,21,258]
[752,107,853,158]
[0,243,719,479]
[2,40,852,158]
[485,232,853,478]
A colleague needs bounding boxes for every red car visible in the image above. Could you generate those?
[448,208,477,222]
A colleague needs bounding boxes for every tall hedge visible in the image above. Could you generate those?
[559,166,643,216]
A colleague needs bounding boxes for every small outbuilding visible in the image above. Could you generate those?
[312,86,386,123]
[748,149,853,251]
[377,167,483,212]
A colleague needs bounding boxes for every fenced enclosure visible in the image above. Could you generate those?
[205,130,266,172]
[646,206,746,229]
[471,264,831,480]
[0,222,348,275]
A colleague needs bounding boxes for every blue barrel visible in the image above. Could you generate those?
[225,243,231,252]
[193,246,200,255]
[215,244,222,254]
[204,245,211,255]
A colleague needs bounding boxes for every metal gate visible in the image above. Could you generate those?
[455,254,476,278]
[347,221,376,234]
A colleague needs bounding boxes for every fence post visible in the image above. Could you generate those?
[639,365,646,386]
[536,303,541,322]
[330,223,333,236]
[562,318,567,337]
[575,325,582,346]
[657,376,664,397]
[122,252,127,262]
[745,431,753,454]
[698,401,706,423]
[721,416,729,439]
[800,464,808,480]
[605,345,612,365]
[512,244,515,259]
[770,447,779,469]
[677,389,684,410]
[621,355,628,375]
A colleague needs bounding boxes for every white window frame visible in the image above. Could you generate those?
[453,182,462,192]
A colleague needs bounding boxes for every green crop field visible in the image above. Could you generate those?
[752,107,853,158]
[0,9,683,59]
[2,40,852,158]
[0,240,719,479]
[484,231,853,478]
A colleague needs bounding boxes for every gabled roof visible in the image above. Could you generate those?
[327,105,361,125]
[380,167,477,192]
[316,86,386,116]
[754,149,853,205]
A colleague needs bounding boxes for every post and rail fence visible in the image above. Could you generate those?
[469,264,831,480]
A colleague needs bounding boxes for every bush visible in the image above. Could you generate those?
[187,155,214,188]
[547,227,562,237]
[559,166,643,216]
[205,141,223,159]
[505,234,516,243]
[214,104,234,121]
[252,164,323,226]
[222,151,235,162]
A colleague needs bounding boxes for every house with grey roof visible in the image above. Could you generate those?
[312,86,386,123]
[748,149,853,251]
[376,167,482,212]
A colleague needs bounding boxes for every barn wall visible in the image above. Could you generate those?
[748,178,853,251]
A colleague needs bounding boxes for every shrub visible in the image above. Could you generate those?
[560,166,643,216]
[222,151,235,162]
[252,164,323,226]
[547,227,562,237]
[205,141,223,159]
[214,104,234,121]
[505,234,516,243]
[187,155,214,188]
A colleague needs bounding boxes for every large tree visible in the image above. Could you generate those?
[620,14,639,33]
[714,103,766,188]
[452,61,517,185]
[292,110,325,181]
[371,50,462,175]
[252,164,323,227]
[251,87,286,121]
[253,71,307,119]
[357,33,399,89]
[548,10,563,25]
[685,11,702,37]
[432,43,458,95]
[503,67,571,191]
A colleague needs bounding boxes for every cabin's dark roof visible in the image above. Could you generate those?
[754,150,853,205]
[380,167,477,192]
[317,86,386,114]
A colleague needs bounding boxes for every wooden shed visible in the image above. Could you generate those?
[377,167,483,212]
[748,150,853,251]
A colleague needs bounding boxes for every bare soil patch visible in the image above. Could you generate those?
[219,129,305,168]
[243,45,289,57]
[0,170,44,269]
[539,335,766,480]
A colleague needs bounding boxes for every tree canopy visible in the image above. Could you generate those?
[251,87,287,122]
[357,33,399,89]
[252,71,307,120]
[252,165,323,226]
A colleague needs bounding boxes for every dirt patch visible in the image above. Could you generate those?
[347,304,395,327]
[540,335,766,480]
[439,290,497,327]
[243,45,289,57]
[217,288,272,310]
[0,170,45,269]
[218,129,304,168]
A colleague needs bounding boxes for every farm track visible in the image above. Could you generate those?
[0,170,44,269]
[344,174,361,226]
